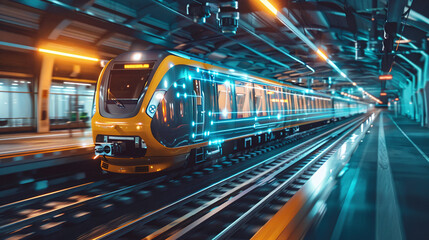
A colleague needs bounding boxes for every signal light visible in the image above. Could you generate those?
[395,98,399,101]
[379,74,393,80]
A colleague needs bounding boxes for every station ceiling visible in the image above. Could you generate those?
[1,0,428,98]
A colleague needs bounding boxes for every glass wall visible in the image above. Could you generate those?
[0,78,34,128]
[49,81,95,127]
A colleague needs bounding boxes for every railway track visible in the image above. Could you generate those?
[0,115,368,239]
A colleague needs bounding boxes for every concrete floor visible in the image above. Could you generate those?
[306,111,429,240]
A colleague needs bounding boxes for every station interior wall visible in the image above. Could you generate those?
[398,52,429,128]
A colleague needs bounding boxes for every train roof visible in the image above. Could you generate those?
[113,50,367,104]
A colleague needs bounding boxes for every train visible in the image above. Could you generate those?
[91,51,368,174]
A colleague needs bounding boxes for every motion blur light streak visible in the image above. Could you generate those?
[38,48,99,62]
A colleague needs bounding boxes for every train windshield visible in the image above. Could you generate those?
[107,69,151,102]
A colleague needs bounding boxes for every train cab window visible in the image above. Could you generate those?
[217,81,233,119]
[107,69,151,103]
[254,84,267,117]
[235,81,254,118]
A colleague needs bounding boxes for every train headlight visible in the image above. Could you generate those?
[146,90,166,118]
[103,145,111,153]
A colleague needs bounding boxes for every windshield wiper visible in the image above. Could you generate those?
[108,90,125,108]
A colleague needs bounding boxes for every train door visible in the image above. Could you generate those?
[193,78,205,142]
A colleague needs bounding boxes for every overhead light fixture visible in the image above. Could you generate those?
[38,48,99,62]
[260,0,278,15]
[186,2,211,23]
[395,39,411,44]
[316,49,328,61]
[131,52,142,61]
[379,74,393,80]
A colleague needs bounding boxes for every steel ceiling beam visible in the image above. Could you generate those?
[150,0,292,71]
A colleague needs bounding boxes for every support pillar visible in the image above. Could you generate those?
[425,82,429,127]
[37,55,54,133]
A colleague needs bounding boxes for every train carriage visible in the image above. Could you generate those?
[92,51,367,173]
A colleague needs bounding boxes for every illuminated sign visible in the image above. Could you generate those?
[124,64,150,69]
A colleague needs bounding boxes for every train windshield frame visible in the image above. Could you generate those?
[107,69,152,103]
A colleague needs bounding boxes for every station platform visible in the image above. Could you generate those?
[0,129,93,175]
[306,111,429,239]
[0,129,93,156]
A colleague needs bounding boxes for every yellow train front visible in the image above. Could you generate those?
[92,51,367,174]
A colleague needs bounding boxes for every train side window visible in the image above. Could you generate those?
[169,102,174,120]
[301,95,306,113]
[276,87,282,115]
[217,81,233,119]
[286,91,292,114]
[298,95,305,113]
[281,89,287,115]
[254,84,267,117]
[235,81,254,118]
[193,79,202,106]
[151,77,191,147]
[293,94,299,114]
[306,96,311,113]
[267,87,280,116]
[281,89,286,115]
